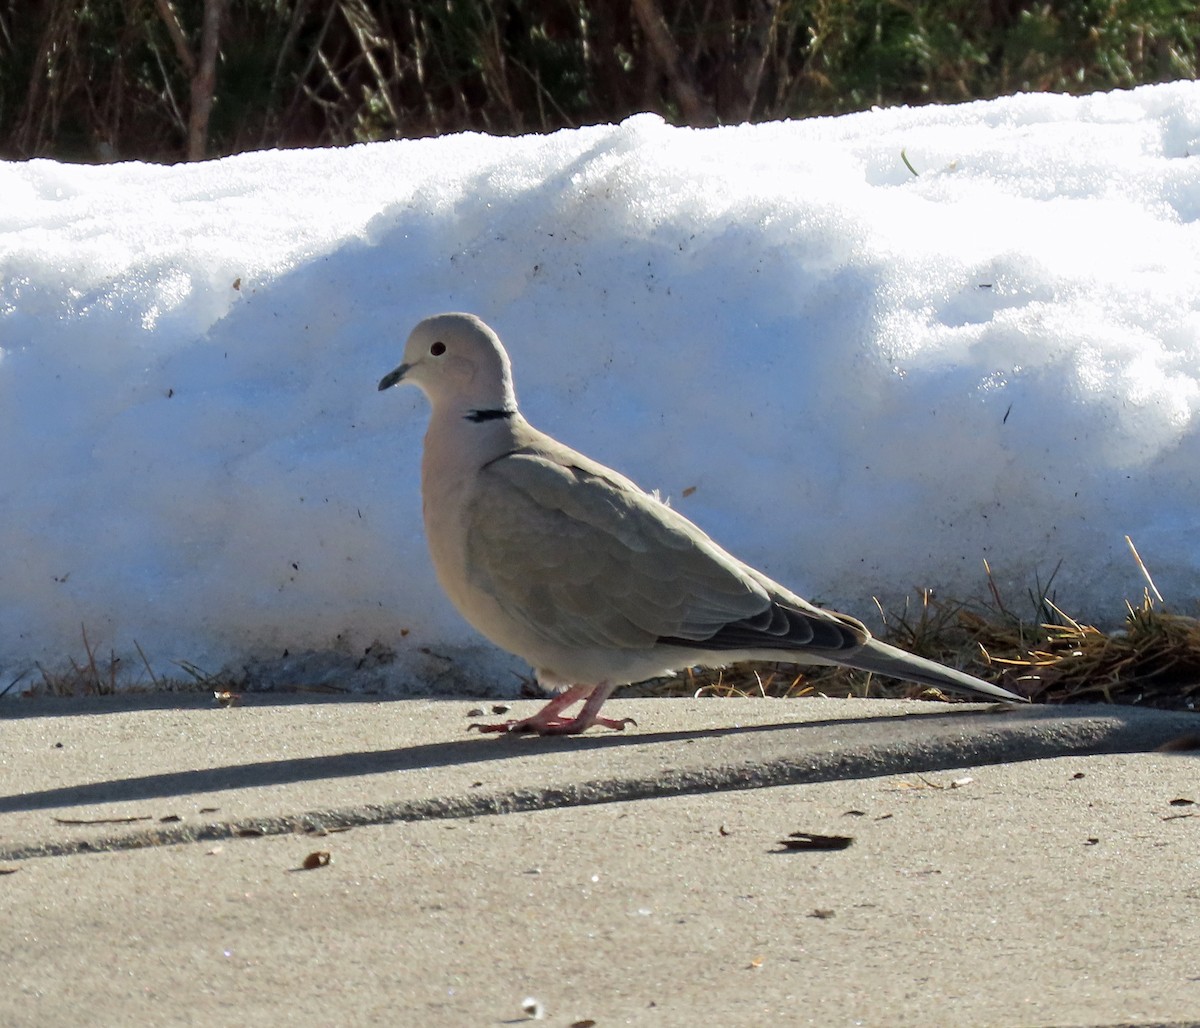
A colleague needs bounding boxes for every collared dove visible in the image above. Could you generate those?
[378,313,1027,734]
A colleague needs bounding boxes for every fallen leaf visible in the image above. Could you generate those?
[301,851,332,870]
[748,955,764,969]
[777,832,854,852]
[808,908,836,919]
[1168,797,1195,807]
[0,867,19,875]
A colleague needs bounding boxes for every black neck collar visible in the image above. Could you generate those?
[464,408,516,423]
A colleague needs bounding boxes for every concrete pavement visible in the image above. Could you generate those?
[1,694,1198,1026]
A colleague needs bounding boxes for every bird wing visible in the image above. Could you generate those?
[464,446,865,656]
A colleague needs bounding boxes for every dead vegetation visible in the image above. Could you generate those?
[627,548,1200,710]
[10,546,1200,709]
[631,592,1200,710]
[3,0,1197,163]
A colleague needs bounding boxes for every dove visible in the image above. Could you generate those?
[378,313,1027,734]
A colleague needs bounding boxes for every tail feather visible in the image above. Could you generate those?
[838,639,1027,703]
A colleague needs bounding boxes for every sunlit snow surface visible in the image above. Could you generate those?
[2,83,1199,693]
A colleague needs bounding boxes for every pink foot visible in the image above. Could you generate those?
[466,684,631,736]
[467,714,636,735]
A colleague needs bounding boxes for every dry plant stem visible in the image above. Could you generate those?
[1126,534,1165,603]
[340,0,402,130]
[134,640,161,689]
[74,623,100,693]
[983,558,1010,616]
[0,669,31,699]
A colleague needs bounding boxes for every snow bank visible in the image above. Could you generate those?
[2,82,1199,694]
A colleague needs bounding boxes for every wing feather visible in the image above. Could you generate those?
[465,449,866,658]
[466,452,766,649]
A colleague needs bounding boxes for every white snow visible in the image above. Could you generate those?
[3,82,1200,696]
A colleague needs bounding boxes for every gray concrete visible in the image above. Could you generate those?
[2,694,1198,1026]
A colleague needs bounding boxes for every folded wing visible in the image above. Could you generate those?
[466,448,867,658]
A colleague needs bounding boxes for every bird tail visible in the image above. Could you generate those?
[836,639,1028,703]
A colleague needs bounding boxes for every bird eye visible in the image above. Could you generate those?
[430,341,446,356]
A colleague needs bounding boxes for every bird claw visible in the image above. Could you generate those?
[465,683,630,735]
[595,716,637,731]
[466,717,571,734]
[466,714,636,736]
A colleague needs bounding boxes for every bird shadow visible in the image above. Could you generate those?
[0,703,1161,816]
[0,707,990,814]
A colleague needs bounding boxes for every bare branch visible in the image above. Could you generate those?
[153,0,195,76]
[630,0,717,125]
[259,0,311,145]
[187,0,223,160]
[737,0,781,121]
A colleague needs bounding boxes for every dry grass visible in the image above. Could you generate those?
[622,552,1200,710]
[26,625,209,698]
[12,546,1200,708]
[32,625,126,697]
[992,598,1200,707]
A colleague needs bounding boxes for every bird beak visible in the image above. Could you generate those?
[378,363,411,391]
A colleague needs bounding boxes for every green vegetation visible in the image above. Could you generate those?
[2,0,1197,163]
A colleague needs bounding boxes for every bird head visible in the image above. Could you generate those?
[378,312,518,417]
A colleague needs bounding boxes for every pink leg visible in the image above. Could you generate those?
[467,683,635,736]
[563,683,633,734]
